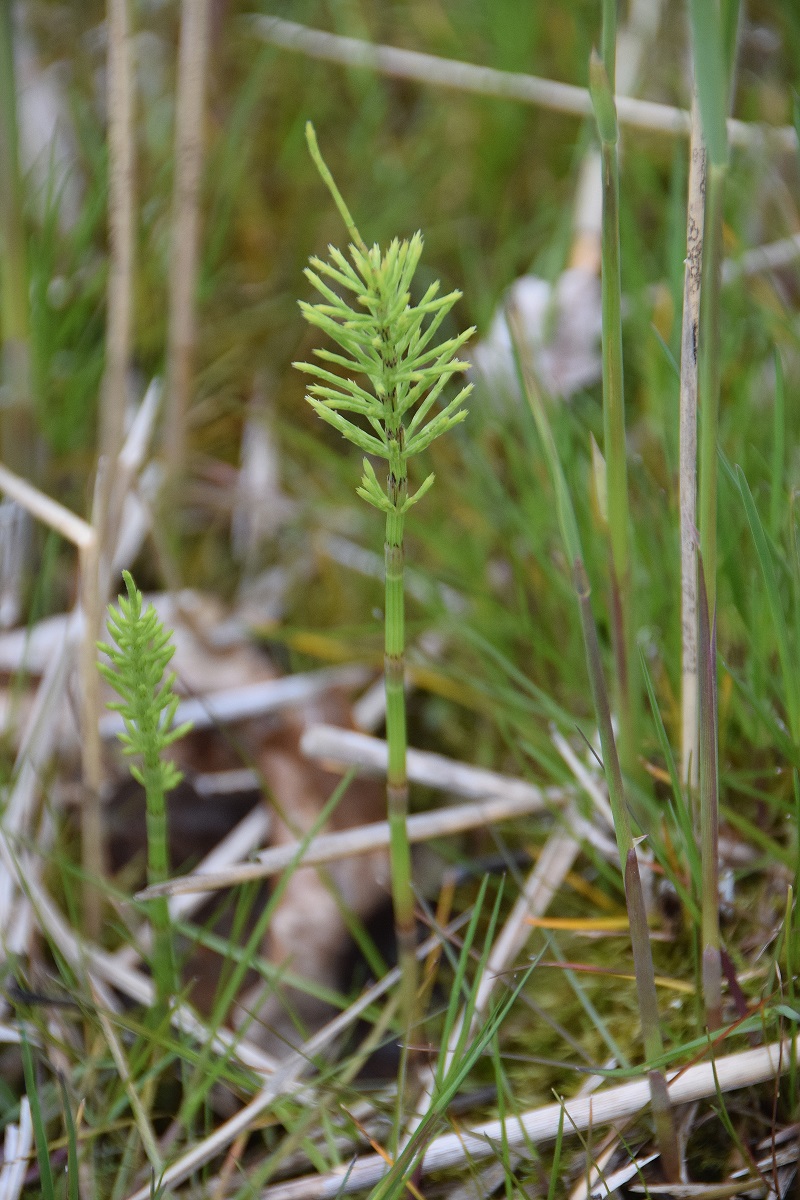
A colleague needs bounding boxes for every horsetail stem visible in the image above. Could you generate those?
[296,123,473,1127]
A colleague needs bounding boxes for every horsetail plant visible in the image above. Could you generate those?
[98,570,192,1014]
[296,122,473,1107]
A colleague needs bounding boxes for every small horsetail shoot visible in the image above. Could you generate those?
[97,570,192,1015]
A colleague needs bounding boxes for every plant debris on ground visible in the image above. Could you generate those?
[1,2,800,1199]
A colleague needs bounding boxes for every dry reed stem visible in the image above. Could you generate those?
[721,230,800,282]
[551,727,616,829]
[251,16,797,153]
[79,535,104,934]
[164,0,212,478]
[0,630,73,951]
[680,97,705,792]
[99,666,370,738]
[0,1096,32,1200]
[0,463,104,928]
[256,1037,798,1200]
[0,464,94,549]
[301,723,568,802]
[96,0,134,568]
[138,785,566,900]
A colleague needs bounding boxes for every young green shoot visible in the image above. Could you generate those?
[295,121,473,1120]
[98,570,192,1013]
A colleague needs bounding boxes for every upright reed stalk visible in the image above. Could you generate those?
[689,0,738,1028]
[589,47,636,782]
[96,0,135,562]
[296,124,472,1119]
[164,0,212,483]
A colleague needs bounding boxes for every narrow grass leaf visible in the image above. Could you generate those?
[769,352,785,540]
[58,1074,80,1200]
[736,463,799,743]
[20,1033,55,1200]
[688,0,730,167]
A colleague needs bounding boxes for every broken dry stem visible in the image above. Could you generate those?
[138,785,564,900]
[251,16,797,151]
[255,1036,797,1200]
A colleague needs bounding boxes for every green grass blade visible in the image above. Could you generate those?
[688,0,730,168]
[736,463,800,744]
[20,1033,55,1200]
[769,352,785,541]
[58,1074,80,1200]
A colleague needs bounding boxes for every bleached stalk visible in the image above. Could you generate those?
[301,723,568,803]
[0,463,104,929]
[250,16,796,152]
[679,97,705,793]
[164,0,212,479]
[254,1037,798,1200]
[138,786,565,900]
[96,0,134,547]
[79,535,104,934]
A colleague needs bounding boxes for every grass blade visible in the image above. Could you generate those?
[20,1033,55,1200]
[736,462,800,744]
